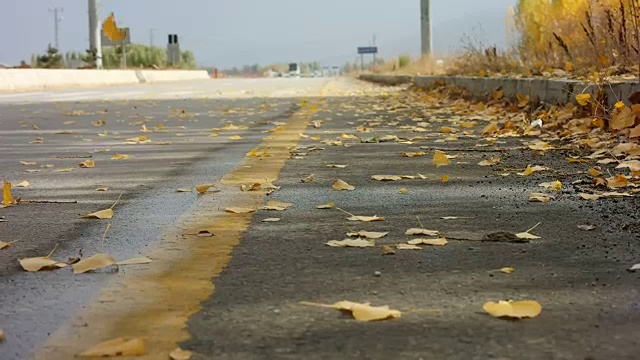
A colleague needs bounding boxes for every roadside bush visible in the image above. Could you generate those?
[398,55,411,68]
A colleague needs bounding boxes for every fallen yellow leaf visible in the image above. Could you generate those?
[399,188,408,194]
[401,151,425,158]
[397,243,422,250]
[347,215,384,222]
[116,257,152,266]
[170,347,193,360]
[14,181,30,188]
[326,239,375,247]
[317,202,335,209]
[346,231,388,239]
[432,151,451,167]
[333,179,355,191]
[225,207,256,214]
[2,181,15,207]
[372,175,403,181]
[405,228,440,236]
[111,154,129,160]
[196,184,217,194]
[576,93,591,106]
[478,157,501,166]
[529,193,553,203]
[82,208,114,219]
[482,122,499,135]
[301,301,401,322]
[500,267,515,274]
[483,300,542,319]
[440,175,449,183]
[407,238,448,246]
[79,337,145,357]
[73,253,116,274]
[79,159,95,168]
[538,181,562,191]
[19,245,66,272]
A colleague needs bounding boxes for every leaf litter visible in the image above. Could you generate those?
[300,301,401,321]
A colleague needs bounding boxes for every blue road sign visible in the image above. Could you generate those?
[358,46,378,55]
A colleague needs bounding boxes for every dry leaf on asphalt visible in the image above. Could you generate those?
[82,208,114,219]
[301,301,401,322]
[19,245,66,272]
[2,181,16,207]
[347,231,389,239]
[576,93,591,106]
[500,267,515,274]
[440,175,449,183]
[116,257,152,266]
[176,188,192,193]
[0,329,4,342]
[262,218,281,222]
[229,135,242,140]
[382,245,396,255]
[196,184,218,194]
[73,253,116,274]
[518,165,549,176]
[20,161,37,165]
[405,228,440,236]
[628,263,640,271]
[396,244,422,250]
[432,151,451,167]
[333,179,355,191]
[578,224,596,231]
[0,241,14,250]
[579,193,602,200]
[111,154,129,160]
[348,215,384,222]
[407,238,448,246]
[170,347,193,360]
[263,200,293,211]
[14,181,30,188]
[483,300,542,319]
[401,151,425,158]
[316,202,335,209]
[326,239,375,247]
[478,157,501,166]
[399,188,408,194]
[372,175,403,181]
[79,159,95,168]
[529,193,553,203]
[225,207,256,214]
[79,337,145,357]
[539,181,562,191]
[327,164,348,168]
[54,168,73,173]
[616,160,640,172]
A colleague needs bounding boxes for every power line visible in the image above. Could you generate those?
[49,7,64,50]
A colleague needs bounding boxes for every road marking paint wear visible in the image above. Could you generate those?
[36,98,323,359]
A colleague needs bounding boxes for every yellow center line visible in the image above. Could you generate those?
[36,98,323,359]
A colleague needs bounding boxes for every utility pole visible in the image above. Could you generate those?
[88,0,103,69]
[49,7,63,50]
[420,0,432,56]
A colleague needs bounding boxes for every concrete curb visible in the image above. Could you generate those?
[360,74,640,108]
[0,69,210,92]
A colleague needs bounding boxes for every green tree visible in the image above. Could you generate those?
[36,45,63,69]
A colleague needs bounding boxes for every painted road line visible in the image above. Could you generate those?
[36,99,322,359]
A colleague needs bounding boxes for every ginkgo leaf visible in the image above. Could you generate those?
[372,175,403,181]
[483,300,542,319]
[407,238,448,246]
[82,208,113,219]
[401,151,425,158]
[432,151,451,167]
[2,181,15,207]
[301,301,401,322]
[588,168,603,177]
[611,106,636,130]
[529,193,553,203]
[515,232,541,240]
[19,245,65,272]
[54,168,74,173]
[347,231,389,239]
[116,257,152,266]
[79,160,95,168]
[79,337,145,357]
[14,181,30,188]
[326,239,375,247]
[229,135,243,140]
[578,224,596,231]
[616,161,640,172]
[263,200,294,211]
[333,179,355,191]
[225,207,256,214]
[399,188,408,194]
[317,202,335,209]
[500,267,515,274]
[397,243,422,250]
[176,188,192,193]
[0,241,13,250]
[262,218,281,222]
[518,165,548,176]
[20,161,37,165]
[196,184,217,194]
[478,157,501,166]
[405,228,440,236]
[576,93,591,106]
[125,136,151,144]
[170,347,193,360]
[538,181,562,191]
[629,263,640,272]
[348,215,384,222]
[73,253,116,274]
[326,164,348,168]
[482,122,498,135]
[111,154,129,160]
[441,175,449,183]
[382,245,396,255]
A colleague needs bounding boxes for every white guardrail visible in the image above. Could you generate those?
[0,69,211,92]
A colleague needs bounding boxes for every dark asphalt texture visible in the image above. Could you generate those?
[182,95,640,359]
[0,97,298,359]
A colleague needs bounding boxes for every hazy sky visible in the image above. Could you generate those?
[1,0,516,68]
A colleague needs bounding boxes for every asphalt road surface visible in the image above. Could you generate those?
[0,78,638,360]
